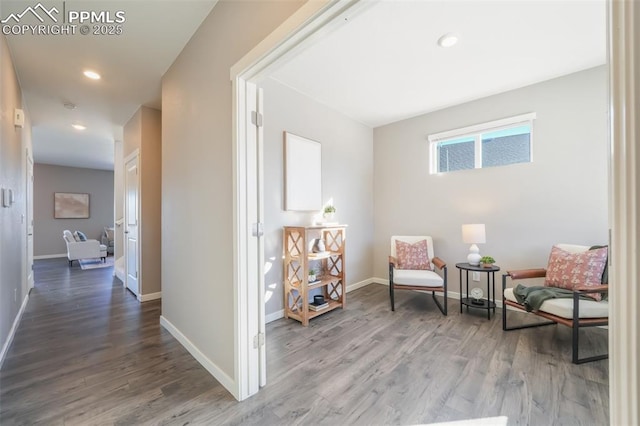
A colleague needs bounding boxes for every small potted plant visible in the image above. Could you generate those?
[308,268,317,283]
[480,256,495,268]
[323,205,336,220]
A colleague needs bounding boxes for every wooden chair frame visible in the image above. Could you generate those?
[389,256,448,315]
[502,269,608,364]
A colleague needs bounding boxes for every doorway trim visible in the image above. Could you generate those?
[123,149,141,298]
[230,0,638,420]
[25,148,34,291]
[608,0,639,424]
[230,0,372,401]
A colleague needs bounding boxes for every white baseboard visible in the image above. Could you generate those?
[138,292,161,302]
[263,278,509,324]
[0,293,29,369]
[369,278,505,309]
[265,278,378,324]
[265,310,284,323]
[346,278,375,293]
[34,253,66,260]
[160,315,237,399]
[372,277,389,285]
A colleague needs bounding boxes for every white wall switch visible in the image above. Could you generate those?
[472,271,481,282]
[14,108,24,128]
[1,188,10,207]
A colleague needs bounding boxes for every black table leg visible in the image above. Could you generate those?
[465,270,469,313]
[486,271,490,320]
[459,268,463,313]
[492,271,496,315]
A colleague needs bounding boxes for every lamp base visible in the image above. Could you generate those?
[468,244,481,266]
[468,253,481,266]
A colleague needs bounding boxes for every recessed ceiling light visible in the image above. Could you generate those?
[83,70,101,80]
[437,33,459,48]
[72,124,86,130]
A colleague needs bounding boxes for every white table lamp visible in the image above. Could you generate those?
[462,224,486,266]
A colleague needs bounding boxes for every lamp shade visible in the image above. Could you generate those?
[462,224,486,244]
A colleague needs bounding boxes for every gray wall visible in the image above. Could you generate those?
[0,34,32,365]
[33,164,114,256]
[261,77,374,319]
[162,0,305,385]
[373,66,609,299]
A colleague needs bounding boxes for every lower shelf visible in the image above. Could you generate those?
[460,297,496,310]
[286,299,343,324]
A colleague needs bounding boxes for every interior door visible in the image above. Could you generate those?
[124,154,139,297]
[245,81,266,393]
[26,154,34,290]
[255,86,266,387]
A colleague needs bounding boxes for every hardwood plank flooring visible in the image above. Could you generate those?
[0,258,608,425]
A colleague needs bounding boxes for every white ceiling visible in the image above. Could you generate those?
[3,0,606,171]
[271,0,606,128]
[2,0,217,170]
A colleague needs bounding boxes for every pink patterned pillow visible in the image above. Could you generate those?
[544,245,608,301]
[395,239,432,270]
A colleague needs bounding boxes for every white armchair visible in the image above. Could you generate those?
[389,236,448,315]
[63,230,106,266]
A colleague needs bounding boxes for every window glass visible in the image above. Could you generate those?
[482,125,531,168]
[437,137,474,172]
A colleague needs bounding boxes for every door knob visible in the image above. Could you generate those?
[124,230,129,234]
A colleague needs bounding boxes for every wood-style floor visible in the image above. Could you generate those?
[0,258,609,425]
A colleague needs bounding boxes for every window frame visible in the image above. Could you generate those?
[428,112,536,174]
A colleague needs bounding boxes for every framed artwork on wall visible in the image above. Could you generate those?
[54,192,90,219]
[284,132,322,211]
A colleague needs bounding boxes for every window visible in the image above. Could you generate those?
[428,113,535,174]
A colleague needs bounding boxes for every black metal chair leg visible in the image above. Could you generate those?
[389,264,395,311]
[432,292,447,315]
[572,292,608,364]
[390,284,395,311]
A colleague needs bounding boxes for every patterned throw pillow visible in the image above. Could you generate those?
[544,245,608,301]
[75,231,87,241]
[395,239,431,270]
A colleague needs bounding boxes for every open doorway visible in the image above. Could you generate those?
[232,1,636,422]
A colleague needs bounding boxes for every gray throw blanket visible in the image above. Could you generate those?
[512,284,591,312]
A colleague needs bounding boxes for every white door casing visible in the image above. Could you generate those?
[233,79,265,400]
[26,152,34,290]
[230,0,369,401]
[257,87,266,388]
[608,0,640,424]
[246,82,266,390]
[124,152,140,297]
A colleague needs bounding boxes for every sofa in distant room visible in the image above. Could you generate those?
[63,229,107,266]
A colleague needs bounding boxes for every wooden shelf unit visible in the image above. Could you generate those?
[283,225,346,326]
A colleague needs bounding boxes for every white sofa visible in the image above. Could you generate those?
[63,230,107,266]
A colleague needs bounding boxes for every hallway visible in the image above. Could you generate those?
[0,258,232,425]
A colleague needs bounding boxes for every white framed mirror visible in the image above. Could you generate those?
[284,132,322,211]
